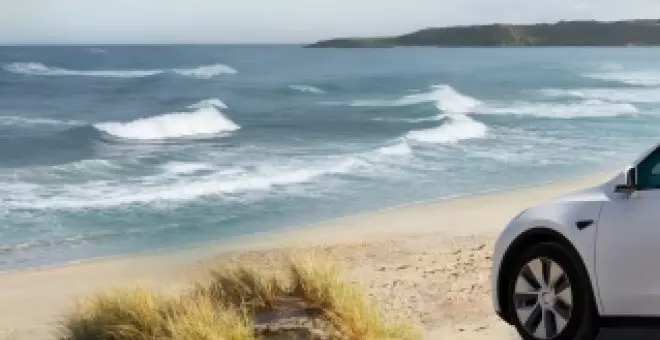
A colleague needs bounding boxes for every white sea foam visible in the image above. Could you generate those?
[4,62,237,79]
[375,139,413,156]
[289,85,325,94]
[350,85,483,112]
[162,162,213,175]
[541,87,660,103]
[0,139,415,210]
[405,114,488,144]
[188,98,228,110]
[377,85,488,144]
[584,71,660,86]
[0,159,365,210]
[94,106,240,140]
[0,115,84,127]
[481,100,639,118]
[172,64,238,79]
[373,116,442,123]
[3,62,162,78]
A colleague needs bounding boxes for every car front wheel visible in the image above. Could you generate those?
[507,242,598,340]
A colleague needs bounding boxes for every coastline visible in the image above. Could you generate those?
[0,172,615,339]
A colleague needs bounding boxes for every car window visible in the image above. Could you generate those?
[637,147,660,190]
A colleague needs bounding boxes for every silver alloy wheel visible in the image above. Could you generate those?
[514,257,573,339]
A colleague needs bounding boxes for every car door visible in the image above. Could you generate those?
[597,147,660,316]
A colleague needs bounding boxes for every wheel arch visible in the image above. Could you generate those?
[496,227,599,324]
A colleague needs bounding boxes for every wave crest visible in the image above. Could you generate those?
[3,62,237,79]
[349,84,483,112]
[405,114,488,144]
[172,64,238,79]
[584,71,660,86]
[3,62,161,78]
[387,85,489,144]
[482,99,638,118]
[289,85,325,94]
[0,115,84,127]
[94,106,240,140]
[188,98,228,110]
[541,87,660,104]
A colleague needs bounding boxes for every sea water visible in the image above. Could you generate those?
[0,45,658,270]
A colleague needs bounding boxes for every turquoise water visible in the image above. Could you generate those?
[0,46,658,270]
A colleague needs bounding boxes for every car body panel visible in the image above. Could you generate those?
[492,175,617,316]
[596,181,660,315]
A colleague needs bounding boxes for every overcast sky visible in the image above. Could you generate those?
[2,0,660,44]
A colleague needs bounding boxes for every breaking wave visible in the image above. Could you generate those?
[171,64,238,79]
[350,85,483,112]
[3,62,237,79]
[405,114,488,144]
[354,85,488,144]
[94,106,240,140]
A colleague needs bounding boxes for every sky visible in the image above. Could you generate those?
[2,0,660,44]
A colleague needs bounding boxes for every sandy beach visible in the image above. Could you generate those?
[0,173,616,339]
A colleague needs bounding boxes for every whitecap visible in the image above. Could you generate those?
[584,71,660,86]
[375,140,413,156]
[480,99,638,118]
[0,115,84,127]
[540,87,660,104]
[172,64,238,79]
[0,159,364,210]
[349,84,483,113]
[357,84,490,144]
[4,62,238,79]
[289,85,325,94]
[3,62,162,78]
[94,106,240,140]
[405,114,488,144]
[162,162,213,175]
[188,98,228,110]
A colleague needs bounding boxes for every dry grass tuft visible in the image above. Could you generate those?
[166,295,253,340]
[60,287,170,340]
[59,287,254,340]
[290,256,417,340]
[200,266,284,312]
[59,256,418,340]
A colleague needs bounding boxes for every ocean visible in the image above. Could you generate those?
[0,45,658,271]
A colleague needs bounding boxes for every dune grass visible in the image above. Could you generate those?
[60,257,418,340]
[166,295,253,340]
[289,256,416,340]
[200,266,284,312]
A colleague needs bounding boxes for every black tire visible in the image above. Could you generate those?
[506,242,599,340]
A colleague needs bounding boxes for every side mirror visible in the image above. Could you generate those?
[615,167,637,194]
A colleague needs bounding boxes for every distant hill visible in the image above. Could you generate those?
[307,19,660,48]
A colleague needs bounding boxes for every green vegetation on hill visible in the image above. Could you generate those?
[307,19,660,47]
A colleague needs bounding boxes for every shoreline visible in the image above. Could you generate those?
[0,172,615,339]
[0,170,616,276]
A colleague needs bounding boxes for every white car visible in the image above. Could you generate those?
[491,144,660,340]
